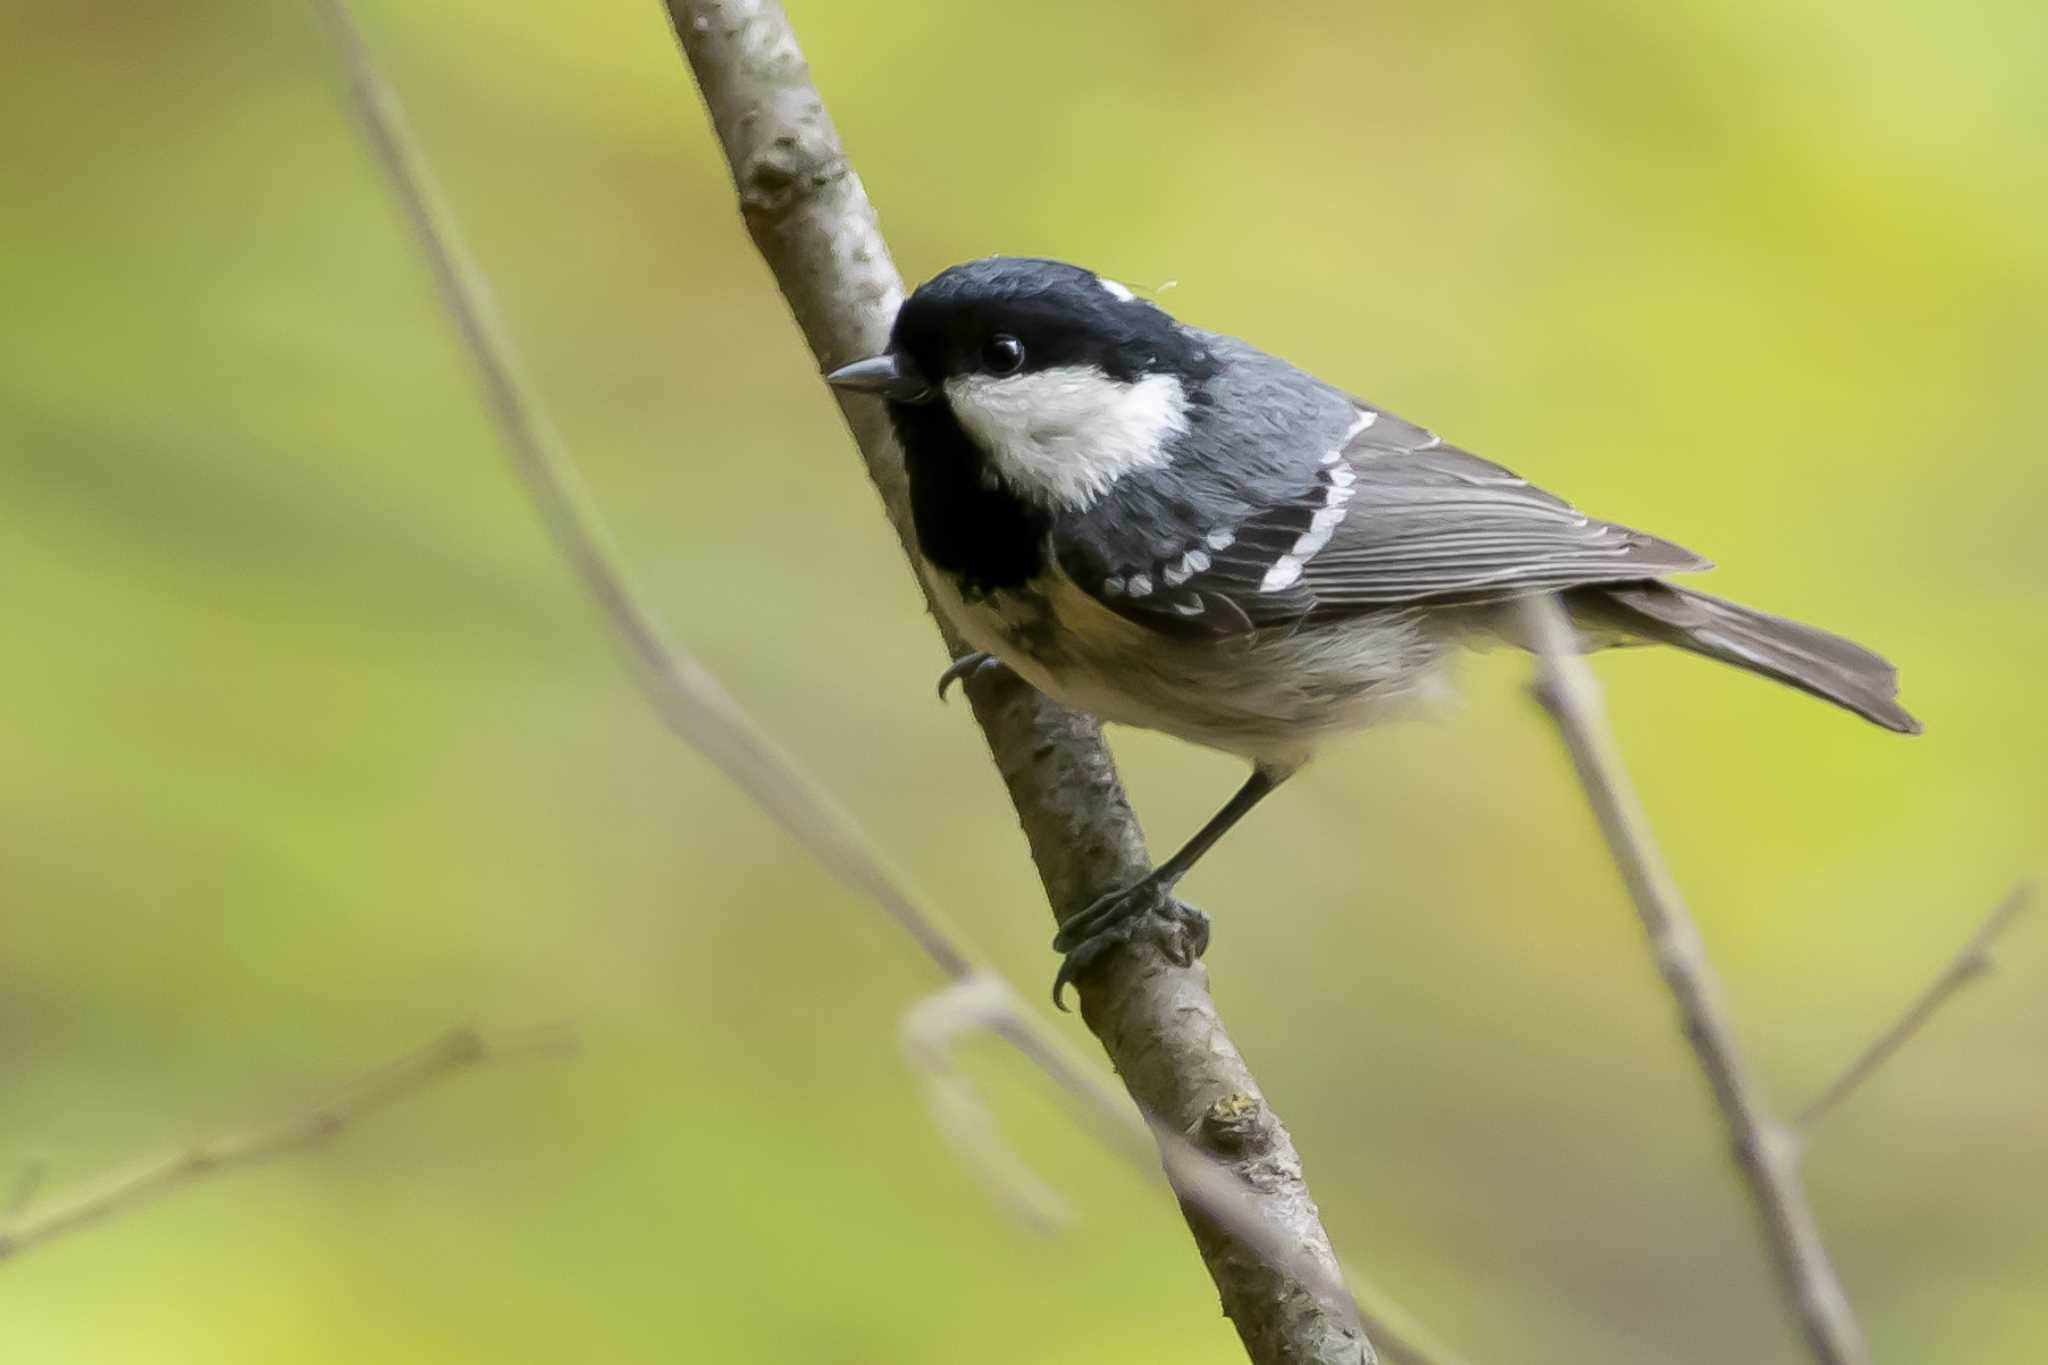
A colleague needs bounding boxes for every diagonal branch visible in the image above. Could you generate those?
[661,4,1376,1361]
[1516,593,1868,1365]
[0,1027,573,1265]
[1798,882,2032,1133]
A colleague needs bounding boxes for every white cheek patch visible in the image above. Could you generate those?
[945,367,1189,510]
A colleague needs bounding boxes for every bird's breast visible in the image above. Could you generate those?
[922,562,1087,683]
[922,556,1464,765]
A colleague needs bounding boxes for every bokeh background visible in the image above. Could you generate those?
[4,1,2043,1361]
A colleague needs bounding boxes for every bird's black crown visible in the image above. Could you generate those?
[891,258,1213,388]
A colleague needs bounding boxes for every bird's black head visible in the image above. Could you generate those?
[825,258,1217,596]
[887,258,1210,391]
[824,258,1214,408]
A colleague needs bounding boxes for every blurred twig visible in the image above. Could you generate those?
[1517,593,1869,1365]
[900,976,1075,1232]
[0,1027,573,1265]
[1798,882,2032,1133]
[305,0,968,981]
[308,3,1449,1361]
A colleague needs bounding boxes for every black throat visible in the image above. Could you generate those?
[891,401,1050,598]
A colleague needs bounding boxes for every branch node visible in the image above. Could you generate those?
[1196,1092,1272,1157]
[738,135,848,223]
[439,1027,488,1067]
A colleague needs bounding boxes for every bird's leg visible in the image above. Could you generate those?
[936,650,1012,700]
[1050,763,1292,1009]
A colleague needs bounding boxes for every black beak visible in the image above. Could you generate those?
[824,351,932,403]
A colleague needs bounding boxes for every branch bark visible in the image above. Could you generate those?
[664,3,1369,1359]
[1517,594,1868,1365]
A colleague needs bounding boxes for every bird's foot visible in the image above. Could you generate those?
[1049,877,1210,1010]
[936,651,1010,701]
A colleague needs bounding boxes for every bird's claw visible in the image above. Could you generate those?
[1049,879,1210,1010]
[936,651,1008,700]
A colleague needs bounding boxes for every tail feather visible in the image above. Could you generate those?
[1572,582,1921,735]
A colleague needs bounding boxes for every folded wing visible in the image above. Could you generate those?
[1056,403,1709,638]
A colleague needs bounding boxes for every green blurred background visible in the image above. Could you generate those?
[4,1,2043,1361]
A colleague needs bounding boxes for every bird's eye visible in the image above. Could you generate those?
[981,335,1025,375]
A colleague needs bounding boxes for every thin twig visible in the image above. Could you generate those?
[1798,882,2033,1132]
[0,1027,573,1264]
[309,5,1431,1361]
[1516,593,1869,1365]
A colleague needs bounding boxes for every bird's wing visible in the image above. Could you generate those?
[1054,403,1710,639]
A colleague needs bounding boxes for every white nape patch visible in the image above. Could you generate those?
[945,367,1188,510]
[1259,416,1373,593]
[1096,276,1137,303]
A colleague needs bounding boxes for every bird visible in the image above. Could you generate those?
[825,257,1918,1006]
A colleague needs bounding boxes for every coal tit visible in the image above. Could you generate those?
[827,257,1918,1005]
